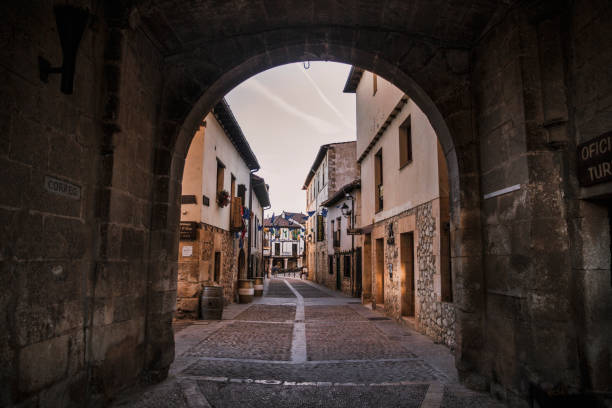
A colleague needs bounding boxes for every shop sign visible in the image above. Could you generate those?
[180,221,198,241]
[182,245,193,257]
[577,131,612,186]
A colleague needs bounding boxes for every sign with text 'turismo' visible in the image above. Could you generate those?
[577,131,612,187]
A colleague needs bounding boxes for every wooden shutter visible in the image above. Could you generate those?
[231,197,243,231]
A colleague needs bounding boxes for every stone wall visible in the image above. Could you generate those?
[175,223,237,319]
[415,203,456,347]
[369,199,455,348]
[3,2,612,406]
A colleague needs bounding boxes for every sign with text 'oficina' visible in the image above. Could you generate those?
[577,131,612,187]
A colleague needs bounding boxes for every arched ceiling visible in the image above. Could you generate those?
[135,0,515,58]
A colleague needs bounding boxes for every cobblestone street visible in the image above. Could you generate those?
[112,279,505,407]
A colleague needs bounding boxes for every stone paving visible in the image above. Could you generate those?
[265,279,296,297]
[234,304,296,322]
[185,321,293,361]
[111,278,506,408]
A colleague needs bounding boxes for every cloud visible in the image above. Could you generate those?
[242,79,341,135]
[297,65,356,131]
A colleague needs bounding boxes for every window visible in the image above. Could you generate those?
[292,243,297,257]
[231,174,236,199]
[317,215,325,241]
[344,255,351,277]
[238,184,246,204]
[328,255,333,275]
[216,160,225,195]
[372,73,378,96]
[330,219,334,242]
[399,115,412,168]
[214,251,221,282]
[275,242,280,255]
[334,217,341,247]
[375,149,383,212]
[322,156,327,186]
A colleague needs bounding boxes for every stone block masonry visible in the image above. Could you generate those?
[176,223,239,318]
[2,1,612,406]
[368,199,455,348]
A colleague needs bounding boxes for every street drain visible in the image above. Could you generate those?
[368,317,391,321]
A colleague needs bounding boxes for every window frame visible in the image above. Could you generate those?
[374,148,384,213]
[399,115,413,169]
[216,159,226,197]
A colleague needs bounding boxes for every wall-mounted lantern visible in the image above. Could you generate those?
[340,202,351,217]
[39,5,89,94]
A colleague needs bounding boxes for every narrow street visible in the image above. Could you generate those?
[113,279,503,408]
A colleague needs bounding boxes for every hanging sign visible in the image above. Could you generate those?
[577,131,612,186]
[347,228,362,235]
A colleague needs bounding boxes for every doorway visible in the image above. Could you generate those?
[363,234,372,301]
[336,255,342,290]
[400,232,415,317]
[375,238,385,305]
[355,248,362,297]
[238,249,246,280]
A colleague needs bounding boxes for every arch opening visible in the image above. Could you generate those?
[158,43,483,386]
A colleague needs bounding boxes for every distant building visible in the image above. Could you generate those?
[263,212,307,273]
[249,174,271,279]
[321,179,362,297]
[344,67,454,346]
[176,99,265,317]
[302,142,359,287]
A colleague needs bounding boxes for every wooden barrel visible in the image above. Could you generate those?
[200,286,223,320]
[238,279,254,303]
[253,277,264,297]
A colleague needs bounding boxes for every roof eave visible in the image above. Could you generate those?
[342,66,364,93]
[212,98,260,170]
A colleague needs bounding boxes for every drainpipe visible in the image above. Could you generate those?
[262,203,270,278]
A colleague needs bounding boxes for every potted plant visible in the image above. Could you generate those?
[217,189,230,207]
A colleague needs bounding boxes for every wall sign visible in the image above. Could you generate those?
[44,176,81,199]
[180,221,198,241]
[182,245,193,257]
[577,131,612,186]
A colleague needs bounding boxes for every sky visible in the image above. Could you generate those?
[225,62,356,217]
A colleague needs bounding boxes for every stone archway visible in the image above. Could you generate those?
[146,39,485,388]
[8,2,612,406]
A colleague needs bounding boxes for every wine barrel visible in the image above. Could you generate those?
[200,286,224,320]
[254,277,264,297]
[238,279,254,303]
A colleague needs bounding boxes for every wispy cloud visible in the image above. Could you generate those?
[242,79,341,135]
[297,65,356,131]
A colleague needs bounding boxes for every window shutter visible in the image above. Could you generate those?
[231,197,243,231]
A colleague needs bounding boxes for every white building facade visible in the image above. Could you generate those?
[177,99,263,314]
[344,68,455,347]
